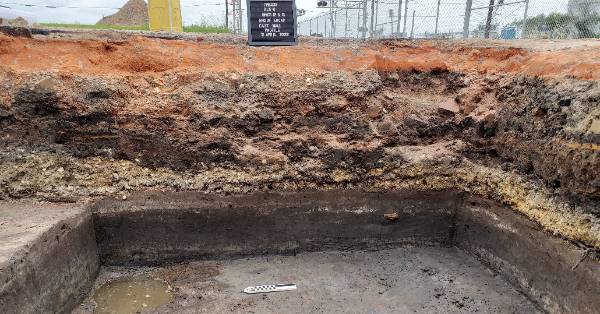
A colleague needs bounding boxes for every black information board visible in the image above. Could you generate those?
[247,0,297,46]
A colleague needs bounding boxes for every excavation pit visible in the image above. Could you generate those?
[2,190,599,313]
[1,31,599,314]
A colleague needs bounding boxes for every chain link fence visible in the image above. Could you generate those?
[1,0,599,38]
[299,0,600,39]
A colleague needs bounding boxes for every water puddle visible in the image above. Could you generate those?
[93,277,173,314]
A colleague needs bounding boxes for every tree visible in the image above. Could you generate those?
[570,0,600,38]
[512,13,570,38]
[573,13,600,38]
[513,12,600,39]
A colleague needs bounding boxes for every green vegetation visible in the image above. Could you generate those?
[519,13,571,31]
[39,23,229,34]
[511,13,571,38]
[183,24,228,33]
[40,23,150,31]
[573,14,600,38]
[511,12,600,39]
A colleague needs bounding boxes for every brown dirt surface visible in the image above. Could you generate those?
[96,0,148,26]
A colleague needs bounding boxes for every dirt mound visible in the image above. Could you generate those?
[0,16,29,27]
[96,0,148,26]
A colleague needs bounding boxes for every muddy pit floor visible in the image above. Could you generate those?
[75,248,539,314]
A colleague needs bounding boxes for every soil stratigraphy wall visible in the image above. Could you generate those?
[0,33,598,253]
[492,77,600,198]
[92,190,460,265]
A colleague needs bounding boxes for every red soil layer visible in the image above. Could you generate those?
[0,35,599,79]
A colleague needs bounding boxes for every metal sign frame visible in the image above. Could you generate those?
[247,0,298,46]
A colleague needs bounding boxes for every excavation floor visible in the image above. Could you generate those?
[75,247,540,314]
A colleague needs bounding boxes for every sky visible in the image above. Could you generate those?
[0,0,320,24]
[0,0,572,27]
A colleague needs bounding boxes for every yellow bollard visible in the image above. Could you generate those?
[148,0,183,32]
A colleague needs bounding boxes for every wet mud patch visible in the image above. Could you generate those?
[75,263,226,314]
[93,277,173,314]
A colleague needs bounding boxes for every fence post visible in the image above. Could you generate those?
[378,0,383,37]
[345,0,349,38]
[484,0,495,39]
[396,0,403,37]
[403,0,408,36]
[225,0,229,30]
[317,17,319,36]
[410,10,415,38]
[333,7,337,38]
[370,0,376,37]
[357,3,361,38]
[375,0,380,33]
[329,7,333,38]
[434,0,441,36]
[522,0,530,38]
[362,0,368,38]
[390,9,394,35]
[310,18,312,35]
[463,0,472,38]
[330,2,336,38]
